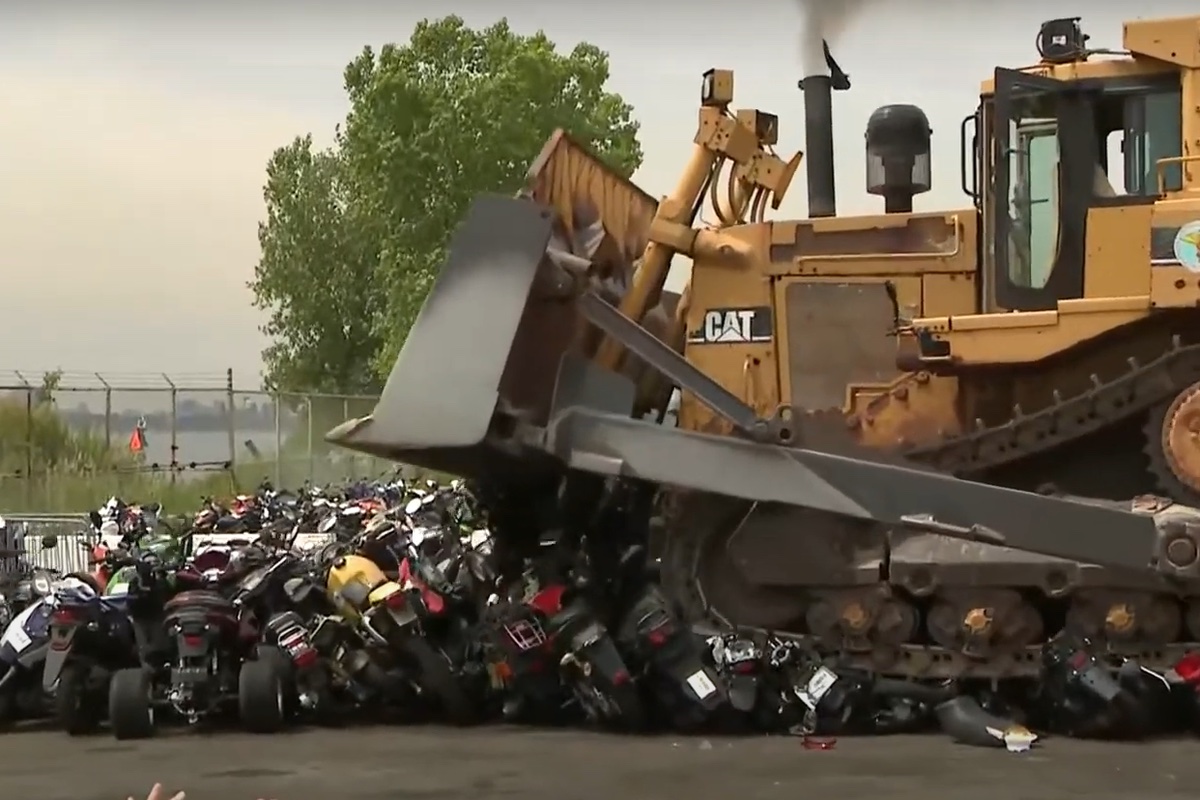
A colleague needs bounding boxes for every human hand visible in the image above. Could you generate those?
[128,782,185,800]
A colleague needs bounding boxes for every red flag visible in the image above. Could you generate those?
[128,418,147,453]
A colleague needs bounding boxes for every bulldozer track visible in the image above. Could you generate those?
[663,335,1200,680]
[904,334,1200,478]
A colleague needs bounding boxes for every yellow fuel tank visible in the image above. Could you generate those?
[325,553,391,622]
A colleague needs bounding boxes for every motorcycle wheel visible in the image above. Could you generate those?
[238,655,286,734]
[109,668,155,740]
[258,646,300,717]
[56,663,101,736]
[607,682,647,732]
[400,637,475,726]
[0,685,15,727]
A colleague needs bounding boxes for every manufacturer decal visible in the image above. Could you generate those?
[1173,221,1200,272]
[687,306,772,345]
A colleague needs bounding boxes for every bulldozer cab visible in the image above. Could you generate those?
[976,61,1185,315]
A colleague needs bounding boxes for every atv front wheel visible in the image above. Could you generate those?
[239,655,286,733]
[108,668,155,740]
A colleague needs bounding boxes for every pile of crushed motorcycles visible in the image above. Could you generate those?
[1,479,1200,748]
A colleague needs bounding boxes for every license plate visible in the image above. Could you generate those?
[796,666,838,710]
[685,669,717,699]
[171,667,208,685]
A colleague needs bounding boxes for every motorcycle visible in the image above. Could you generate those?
[528,578,645,731]
[398,507,489,701]
[322,528,474,723]
[0,570,82,724]
[484,584,575,724]
[708,633,775,730]
[42,576,139,735]
[231,543,327,723]
[618,585,727,730]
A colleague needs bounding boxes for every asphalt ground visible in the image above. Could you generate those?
[7,724,1199,800]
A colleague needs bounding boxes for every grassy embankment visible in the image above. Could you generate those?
[0,393,397,514]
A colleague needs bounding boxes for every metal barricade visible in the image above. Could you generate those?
[3,512,337,574]
[4,514,93,573]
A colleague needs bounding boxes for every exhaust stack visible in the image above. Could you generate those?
[798,41,850,218]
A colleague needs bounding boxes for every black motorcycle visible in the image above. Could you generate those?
[544,591,644,730]
[618,586,728,730]
[232,547,330,722]
[42,579,139,735]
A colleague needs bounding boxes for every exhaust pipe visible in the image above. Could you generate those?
[800,73,835,218]
[798,40,850,219]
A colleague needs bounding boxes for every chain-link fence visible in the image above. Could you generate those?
[0,370,391,511]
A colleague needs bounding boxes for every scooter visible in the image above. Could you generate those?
[0,571,89,725]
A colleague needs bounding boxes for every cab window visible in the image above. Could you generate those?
[1127,90,1182,194]
[1002,90,1060,290]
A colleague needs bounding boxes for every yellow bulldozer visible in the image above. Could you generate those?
[329,16,1200,680]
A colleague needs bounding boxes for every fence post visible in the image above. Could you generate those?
[342,397,351,479]
[225,368,236,478]
[306,396,315,484]
[16,371,32,508]
[163,373,178,486]
[273,392,282,489]
[95,372,112,451]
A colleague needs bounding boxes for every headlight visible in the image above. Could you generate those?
[32,576,51,596]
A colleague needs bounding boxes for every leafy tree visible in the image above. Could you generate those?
[250,16,642,390]
[251,136,384,395]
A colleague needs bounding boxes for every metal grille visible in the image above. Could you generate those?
[503,618,548,651]
[784,282,899,410]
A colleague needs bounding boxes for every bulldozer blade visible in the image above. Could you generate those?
[543,407,1200,579]
[329,130,671,476]
[326,194,558,477]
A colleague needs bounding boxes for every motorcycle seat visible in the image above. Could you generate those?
[164,590,235,614]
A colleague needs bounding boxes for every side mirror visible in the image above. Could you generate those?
[40,534,58,550]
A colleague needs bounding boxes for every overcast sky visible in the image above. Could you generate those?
[0,0,1182,387]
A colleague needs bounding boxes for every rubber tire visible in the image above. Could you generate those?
[108,668,155,740]
[239,656,286,733]
[56,663,101,736]
[0,686,16,728]
[607,681,647,732]
[258,646,299,717]
[400,637,474,726]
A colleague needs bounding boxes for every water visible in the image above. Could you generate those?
[129,427,286,467]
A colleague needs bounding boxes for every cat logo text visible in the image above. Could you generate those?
[687,306,773,345]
